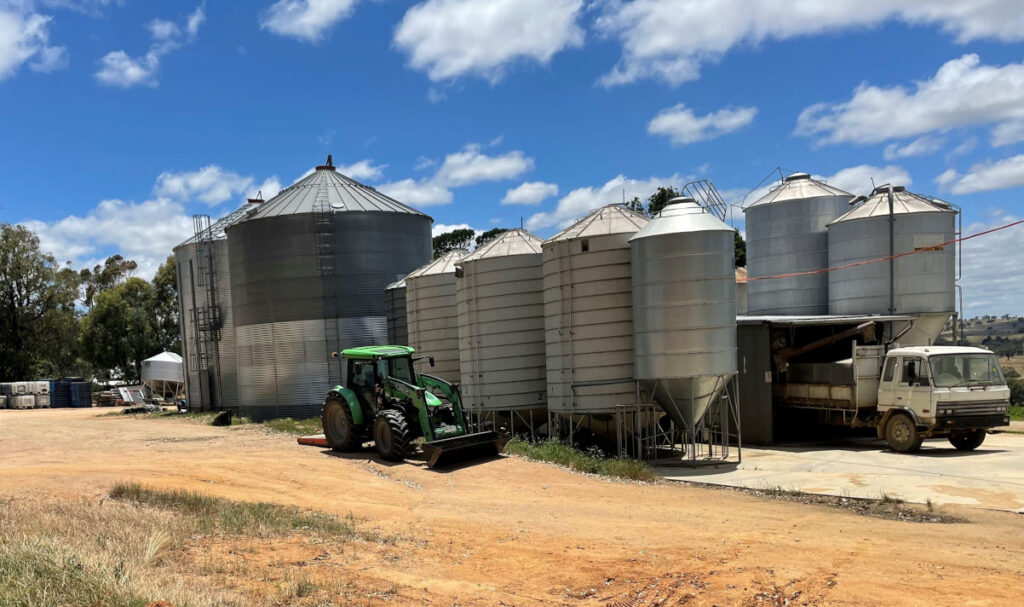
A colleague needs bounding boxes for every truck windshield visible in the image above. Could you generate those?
[930,354,1006,387]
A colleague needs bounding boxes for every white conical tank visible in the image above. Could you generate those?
[744,172,853,315]
[405,249,468,382]
[542,205,649,414]
[630,197,737,427]
[828,185,957,345]
[456,230,547,413]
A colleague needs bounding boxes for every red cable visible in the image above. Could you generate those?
[746,218,1024,282]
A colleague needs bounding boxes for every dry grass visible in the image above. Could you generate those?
[0,485,379,607]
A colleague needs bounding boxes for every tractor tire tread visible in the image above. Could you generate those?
[322,396,361,452]
[375,409,412,461]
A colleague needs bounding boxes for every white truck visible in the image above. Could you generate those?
[780,345,1011,452]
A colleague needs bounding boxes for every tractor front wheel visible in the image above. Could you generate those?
[322,395,361,452]
[374,409,411,462]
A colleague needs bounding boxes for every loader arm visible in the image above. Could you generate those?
[417,373,467,429]
[383,376,437,441]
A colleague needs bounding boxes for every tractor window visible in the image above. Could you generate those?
[351,361,374,389]
[390,357,414,384]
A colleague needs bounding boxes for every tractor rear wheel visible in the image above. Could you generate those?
[374,409,411,462]
[322,395,360,452]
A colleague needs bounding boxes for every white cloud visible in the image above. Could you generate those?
[0,6,66,81]
[812,164,912,196]
[337,159,386,181]
[526,173,684,231]
[992,120,1024,147]
[648,104,756,145]
[259,0,357,43]
[950,136,978,157]
[154,165,255,205]
[883,135,946,160]
[937,154,1024,195]
[431,222,481,239]
[960,211,1024,316]
[247,176,282,201]
[435,144,533,187]
[796,54,1024,145]
[502,181,558,205]
[595,1,1024,87]
[21,197,194,279]
[95,3,204,88]
[413,156,436,171]
[379,142,535,207]
[394,0,584,82]
[377,178,453,207]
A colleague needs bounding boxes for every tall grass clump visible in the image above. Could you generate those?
[260,417,323,435]
[505,438,657,482]
[109,482,353,537]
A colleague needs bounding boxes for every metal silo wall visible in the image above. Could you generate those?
[631,228,737,426]
[212,239,239,410]
[542,234,637,413]
[174,246,205,408]
[457,252,547,411]
[230,212,431,421]
[828,212,956,316]
[386,284,408,345]
[406,272,461,383]
[746,196,851,315]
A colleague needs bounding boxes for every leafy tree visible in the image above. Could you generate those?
[151,255,180,352]
[79,277,160,382]
[432,228,475,259]
[624,196,645,215]
[80,254,137,307]
[734,231,747,268]
[475,227,510,248]
[0,224,81,379]
[647,186,681,216]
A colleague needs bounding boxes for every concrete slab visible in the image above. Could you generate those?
[656,432,1024,512]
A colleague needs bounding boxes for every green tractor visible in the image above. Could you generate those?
[321,346,508,468]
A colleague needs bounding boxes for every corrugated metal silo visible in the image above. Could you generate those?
[385,278,408,346]
[828,185,957,344]
[174,203,255,410]
[405,249,467,383]
[744,173,853,315]
[456,230,547,418]
[226,157,432,421]
[630,197,737,427]
[542,205,649,416]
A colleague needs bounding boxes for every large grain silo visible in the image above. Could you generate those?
[404,249,467,383]
[744,173,853,315]
[385,278,407,346]
[828,184,957,345]
[456,230,547,430]
[174,201,257,411]
[543,205,649,434]
[226,156,431,421]
[630,197,737,429]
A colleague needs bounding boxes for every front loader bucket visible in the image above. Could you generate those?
[421,431,510,469]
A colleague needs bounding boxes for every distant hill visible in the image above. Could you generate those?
[938,315,1024,359]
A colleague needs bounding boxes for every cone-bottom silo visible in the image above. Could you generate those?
[828,185,957,345]
[744,173,853,315]
[457,230,547,432]
[630,198,737,429]
[405,250,467,383]
[543,205,650,441]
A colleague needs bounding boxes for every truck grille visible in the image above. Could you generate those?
[946,401,1007,416]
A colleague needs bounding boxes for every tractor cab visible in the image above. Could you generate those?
[322,345,508,467]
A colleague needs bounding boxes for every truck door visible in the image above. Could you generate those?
[895,356,932,418]
[877,356,898,408]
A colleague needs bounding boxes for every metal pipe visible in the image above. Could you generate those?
[888,185,896,315]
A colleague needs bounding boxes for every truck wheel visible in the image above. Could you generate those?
[374,409,411,462]
[322,396,360,452]
[885,413,923,453]
[949,429,986,451]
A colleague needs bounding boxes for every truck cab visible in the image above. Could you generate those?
[877,346,1011,452]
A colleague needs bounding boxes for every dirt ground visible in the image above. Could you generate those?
[3,408,1024,606]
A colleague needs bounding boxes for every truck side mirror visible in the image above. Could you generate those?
[429,356,435,367]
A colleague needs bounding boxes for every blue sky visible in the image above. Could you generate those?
[2,0,1023,315]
